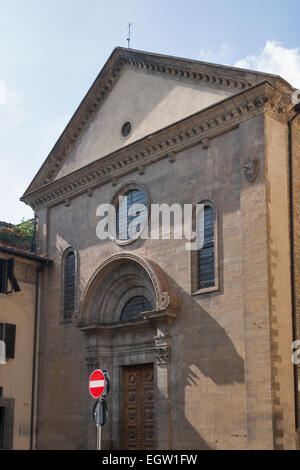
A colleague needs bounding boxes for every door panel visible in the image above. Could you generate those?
[122,364,155,450]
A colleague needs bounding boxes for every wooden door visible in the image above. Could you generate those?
[122,363,155,450]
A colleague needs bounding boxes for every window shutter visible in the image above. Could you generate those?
[4,324,16,359]
[198,206,215,289]
[64,252,75,318]
[0,259,20,294]
[0,260,8,294]
[7,259,20,293]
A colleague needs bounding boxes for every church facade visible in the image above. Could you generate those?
[22,48,300,450]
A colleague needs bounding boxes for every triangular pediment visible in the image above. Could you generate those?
[54,67,234,181]
[22,47,293,197]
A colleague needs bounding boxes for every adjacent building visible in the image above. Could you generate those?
[0,225,50,449]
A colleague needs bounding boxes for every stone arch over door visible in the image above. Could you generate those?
[78,253,175,325]
[77,253,178,450]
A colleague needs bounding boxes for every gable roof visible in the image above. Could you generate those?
[22,47,295,199]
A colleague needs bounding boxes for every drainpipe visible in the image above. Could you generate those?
[288,103,300,432]
[29,265,43,450]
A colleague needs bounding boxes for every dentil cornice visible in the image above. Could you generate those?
[21,81,292,211]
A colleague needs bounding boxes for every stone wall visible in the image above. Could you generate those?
[291,113,300,439]
[34,110,297,449]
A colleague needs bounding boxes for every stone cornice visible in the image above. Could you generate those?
[23,47,294,197]
[79,311,173,335]
[21,81,292,211]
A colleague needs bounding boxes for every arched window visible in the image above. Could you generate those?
[120,296,153,322]
[63,250,75,319]
[198,205,215,289]
[115,188,148,242]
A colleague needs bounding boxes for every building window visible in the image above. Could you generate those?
[120,296,153,322]
[198,205,215,289]
[121,121,132,138]
[0,259,20,294]
[191,201,218,295]
[113,184,149,245]
[0,324,16,360]
[63,250,76,320]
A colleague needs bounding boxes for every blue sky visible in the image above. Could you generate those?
[1,0,300,223]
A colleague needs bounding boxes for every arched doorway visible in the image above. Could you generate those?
[77,253,177,450]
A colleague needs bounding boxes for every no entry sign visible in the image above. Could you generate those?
[89,369,106,399]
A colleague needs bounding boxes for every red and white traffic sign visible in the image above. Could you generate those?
[89,369,106,399]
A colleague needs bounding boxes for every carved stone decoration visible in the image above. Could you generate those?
[158,292,171,310]
[86,356,99,372]
[243,157,260,183]
[156,347,169,365]
[155,330,170,365]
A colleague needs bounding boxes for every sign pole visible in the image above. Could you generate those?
[96,422,102,451]
[94,398,102,450]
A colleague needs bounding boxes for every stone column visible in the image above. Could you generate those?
[154,320,172,449]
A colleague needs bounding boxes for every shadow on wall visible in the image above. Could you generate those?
[183,302,245,386]
[170,280,245,450]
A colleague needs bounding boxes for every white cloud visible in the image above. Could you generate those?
[199,42,235,66]
[198,48,213,62]
[235,40,300,89]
